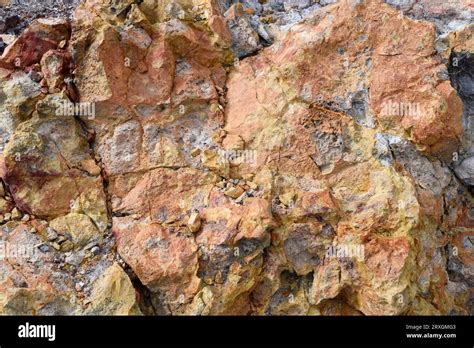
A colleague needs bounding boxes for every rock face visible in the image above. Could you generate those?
[0,0,472,316]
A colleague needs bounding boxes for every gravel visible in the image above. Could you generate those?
[0,0,80,35]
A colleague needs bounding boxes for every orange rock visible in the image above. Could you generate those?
[114,217,200,302]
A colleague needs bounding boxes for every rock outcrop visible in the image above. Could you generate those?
[0,0,472,315]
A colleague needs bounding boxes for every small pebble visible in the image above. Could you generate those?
[209,103,218,113]
[39,244,50,253]
[224,186,245,199]
[235,192,247,204]
[190,148,201,157]
[187,212,201,233]
[46,227,58,241]
[75,282,84,292]
[247,181,258,190]
[11,207,21,220]
[60,240,74,252]
[164,216,178,224]
[84,242,95,250]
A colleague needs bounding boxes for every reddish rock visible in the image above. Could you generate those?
[40,49,71,93]
[114,217,200,302]
[0,18,70,70]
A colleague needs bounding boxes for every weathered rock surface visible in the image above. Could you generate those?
[0,0,472,316]
[0,18,70,70]
[85,262,141,315]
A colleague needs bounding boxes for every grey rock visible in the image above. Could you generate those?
[65,250,85,267]
[310,131,344,175]
[241,0,263,14]
[449,51,474,186]
[347,89,375,128]
[90,246,100,256]
[319,0,338,5]
[225,8,262,58]
[375,134,451,195]
[454,156,474,186]
[384,0,415,10]
[385,0,473,36]
[46,227,58,241]
[38,244,50,253]
[283,0,313,11]
[373,133,393,166]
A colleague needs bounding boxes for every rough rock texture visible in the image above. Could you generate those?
[0,0,472,316]
[0,0,79,36]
